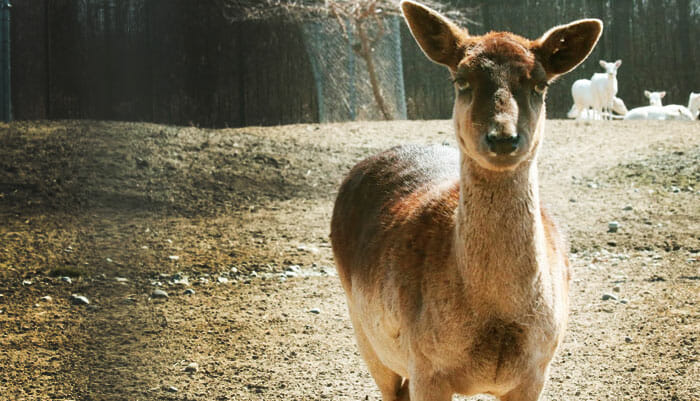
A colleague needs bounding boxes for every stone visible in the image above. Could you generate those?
[184,362,199,373]
[151,289,169,299]
[602,293,618,301]
[286,265,301,273]
[608,221,619,233]
[70,294,90,305]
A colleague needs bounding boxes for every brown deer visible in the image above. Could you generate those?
[330,1,602,400]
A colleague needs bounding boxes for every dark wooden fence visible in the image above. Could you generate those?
[12,0,318,127]
[10,0,700,126]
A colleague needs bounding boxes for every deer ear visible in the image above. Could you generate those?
[532,19,603,80]
[645,90,651,98]
[401,0,466,68]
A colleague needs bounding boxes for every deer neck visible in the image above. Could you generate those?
[454,152,548,305]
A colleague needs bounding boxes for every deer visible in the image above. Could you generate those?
[330,1,602,400]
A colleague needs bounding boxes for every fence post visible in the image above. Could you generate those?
[0,0,10,122]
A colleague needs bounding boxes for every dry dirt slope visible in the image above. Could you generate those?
[0,119,698,400]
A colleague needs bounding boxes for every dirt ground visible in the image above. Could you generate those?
[0,118,698,401]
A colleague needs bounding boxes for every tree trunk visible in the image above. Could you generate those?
[356,21,392,120]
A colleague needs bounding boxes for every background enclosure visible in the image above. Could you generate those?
[11,0,700,126]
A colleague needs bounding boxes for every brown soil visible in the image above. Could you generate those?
[0,119,698,401]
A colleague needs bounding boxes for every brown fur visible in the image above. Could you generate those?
[330,2,601,400]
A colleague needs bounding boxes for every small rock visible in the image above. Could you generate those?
[151,289,169,299]
[70,294,90,305]
[183,288,195,295]
[284,271,299,278]
[622,205,633,211]
[217,276,229,284]
[601,293,618,301]
[61,276,72,284]
[569,198,577,203]
[297,245,320,255]
[308,308,321,314]
[115,277,129,283]
[184,362,199,373]
[106,257,113,263]
[587,182,598,189]
[612,285,621,293]
[250,271,258,278]
[230,267,238,274]
[22,280,32,286]
[625,336,632,343]
[619,299,629,304]
[608,221,619,233]
[173,277,189,286]
[40,295,52,302]
[168,255,180,261]
[286,265,301,273]
[163,385,178,393]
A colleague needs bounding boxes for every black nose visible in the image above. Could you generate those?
[486,133,521,155]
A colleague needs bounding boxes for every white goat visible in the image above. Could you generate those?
[569,59,621,120]
[593,60,621,119]
[688,92,700,120]
[567,96,627,119]
[624,90,694,120]
[644,90,665,106]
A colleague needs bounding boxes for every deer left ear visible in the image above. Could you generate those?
[532,19,603,80]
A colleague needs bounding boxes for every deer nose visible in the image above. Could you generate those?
[486,131,521,155]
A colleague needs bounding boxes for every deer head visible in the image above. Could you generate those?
[401,0,602,171]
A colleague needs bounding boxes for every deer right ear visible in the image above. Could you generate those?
[401,0,466,68]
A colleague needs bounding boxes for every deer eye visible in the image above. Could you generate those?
[533,83,548,95]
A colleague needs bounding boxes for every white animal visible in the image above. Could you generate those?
[644,90,665,106]
[568,96,627,119]
[592,60,621,119]
[688,92,700,119]
[624,105,694,120]
[568,60,621,120]
[625,90,694,120]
